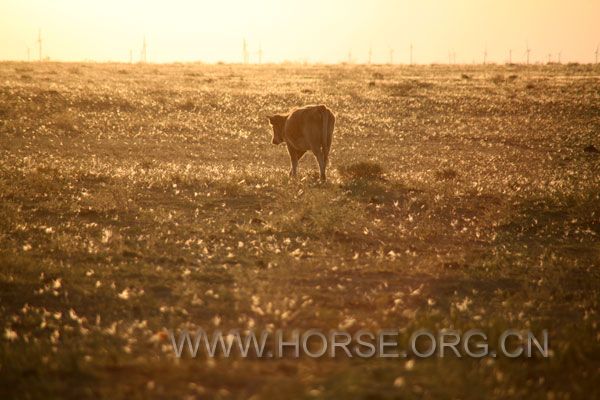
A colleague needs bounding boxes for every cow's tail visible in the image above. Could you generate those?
[321,107,329,154]
[321,106,334,165]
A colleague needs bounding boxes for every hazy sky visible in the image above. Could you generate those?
[1,0,599,64]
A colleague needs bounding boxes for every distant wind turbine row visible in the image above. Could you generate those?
[345,42,596,65]
[19,30,600,65]
[241,39,264,64]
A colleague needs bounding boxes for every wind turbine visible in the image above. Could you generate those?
[27,47,30,62]
[36,29,42,61]
[389,47,394,64]
[483,44,487,65]
[257,43,263,64]
[140,36,147,63]
[508,49,512,64]
[557,51,561,64]
[409,43,413,65]
[595,44,599,64]
[368,45,372,64]
[447,50,456,65]
[242,39,249,64]
[525,42,531,65]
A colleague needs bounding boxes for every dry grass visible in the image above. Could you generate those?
[337,161,385,181]
[0,61,599,399]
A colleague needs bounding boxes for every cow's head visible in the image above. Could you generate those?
[267,114,286,145]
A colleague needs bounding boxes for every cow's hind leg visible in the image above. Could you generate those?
[288,146,305,178]
[313,148,327,182]
[323,112,335,168]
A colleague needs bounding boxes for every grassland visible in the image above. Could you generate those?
[0,61,599,399]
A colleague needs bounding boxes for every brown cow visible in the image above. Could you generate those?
[268,104,335,182]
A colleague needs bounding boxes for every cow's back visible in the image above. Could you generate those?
[284,105,330,151]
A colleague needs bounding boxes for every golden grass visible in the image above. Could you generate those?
[0,61,599,399]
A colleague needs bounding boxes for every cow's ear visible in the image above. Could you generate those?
[267,115,274,124]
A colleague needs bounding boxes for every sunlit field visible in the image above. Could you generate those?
[1,61,599,399]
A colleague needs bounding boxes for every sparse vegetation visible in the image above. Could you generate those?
[434,167,458,181]
[338,161,385,181]
[49,110,80,134]
[0,62,599,399]
[490,73,505,84]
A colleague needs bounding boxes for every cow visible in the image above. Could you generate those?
[267,104,335,182]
